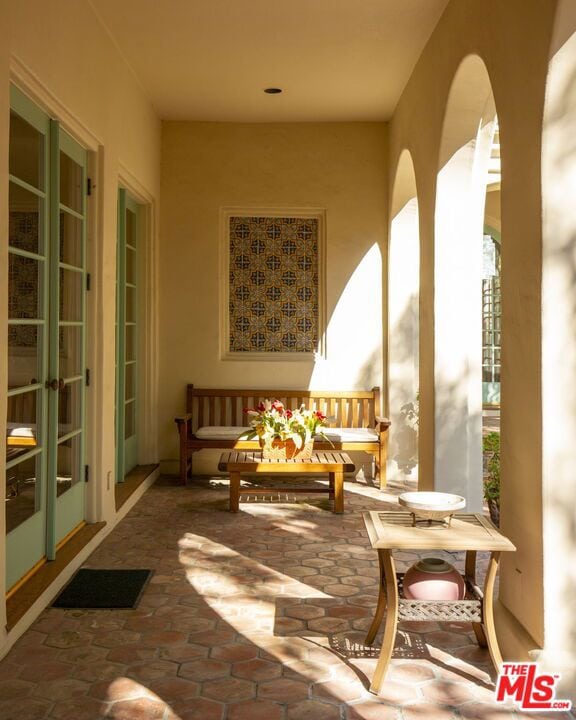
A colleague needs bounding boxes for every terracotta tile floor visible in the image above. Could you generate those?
[0,473,573,720]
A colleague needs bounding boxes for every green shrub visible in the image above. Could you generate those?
[483,431,500,505]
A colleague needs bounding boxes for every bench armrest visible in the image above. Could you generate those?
[375,416,391,432]
[175,414,192,439]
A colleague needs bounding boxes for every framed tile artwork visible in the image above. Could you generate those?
[220,208,326,360]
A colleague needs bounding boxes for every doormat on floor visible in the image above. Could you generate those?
[52,569,153,609]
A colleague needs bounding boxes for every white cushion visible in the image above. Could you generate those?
[195,426,252,440]
[194,425,378,443]
[316,427,379,443]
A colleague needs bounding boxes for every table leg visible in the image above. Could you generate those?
[229,471,240,512]
[483,551,503,671]
[370,549,398,694]
[330,470,344,513]
[465,550,487,648]
[366,550,387,645]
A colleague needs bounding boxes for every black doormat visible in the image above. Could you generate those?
[52,569,153,609]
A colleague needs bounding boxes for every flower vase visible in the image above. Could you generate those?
[261,438,313,460]
[403,557,466,601]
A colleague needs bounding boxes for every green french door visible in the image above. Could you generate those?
[116,190,139,482]
[6,86,87,590]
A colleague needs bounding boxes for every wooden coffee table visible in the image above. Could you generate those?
[363,511,516,694]
[218,451,355,513]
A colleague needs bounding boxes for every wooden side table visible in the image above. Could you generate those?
[218,451,355,513]
[363,511,516,694]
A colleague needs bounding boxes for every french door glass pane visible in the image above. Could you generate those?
[126,247,136,284]
[58,380,82,437]
[56,433,81,496]
[125,400,135,439]
[125,363,135,401]
[126,208,136,247]
[9,110,44,190]
[9,325,42,388]
[9,183,43,254]
[59,152,83,213]
[59,326,83,378]
[126,287,136,323]
[6,385,42,532]
[59,268,83,322]
[60,211,83,267]
[7,389,40,443]
[9,254,41,319]
[6,454,41,532]
[126,325,136,361]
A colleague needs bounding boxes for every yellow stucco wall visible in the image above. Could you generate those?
[159,122,388,472]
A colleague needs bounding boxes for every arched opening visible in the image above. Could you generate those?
[388,150,419,483]
[434,55,498,511]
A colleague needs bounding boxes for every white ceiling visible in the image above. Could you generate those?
[90,0,448,122]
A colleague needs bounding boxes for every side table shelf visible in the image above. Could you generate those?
[362,511,516,695]
[394,573,483,623]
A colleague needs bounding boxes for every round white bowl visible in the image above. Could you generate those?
[398,491,466,521]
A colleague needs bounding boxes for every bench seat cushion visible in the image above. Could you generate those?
[194,426,378,443]
[320,427,379,443]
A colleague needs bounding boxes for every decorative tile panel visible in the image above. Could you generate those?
[228,216,319,353]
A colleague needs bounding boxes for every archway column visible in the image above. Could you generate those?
[434,108,495,511]
[388,151,420,483]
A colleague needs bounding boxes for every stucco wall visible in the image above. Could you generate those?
[0,0,160,648]
[388,0,563,687]
[159,122,387,472]
[542,0,576,696]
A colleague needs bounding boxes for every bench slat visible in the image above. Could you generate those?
[352,399,359,427]
[338,398,345,426]
[198,397,204,428]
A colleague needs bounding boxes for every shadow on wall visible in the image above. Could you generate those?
[434,365,483,509]
[395,398,418,475]
[353,345,383,395]
[388,300,419,476]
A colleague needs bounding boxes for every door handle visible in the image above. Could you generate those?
[46,378,65,391]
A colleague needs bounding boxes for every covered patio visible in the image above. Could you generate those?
[3,0,576,716]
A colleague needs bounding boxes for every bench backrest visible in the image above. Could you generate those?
[185,385,381,433]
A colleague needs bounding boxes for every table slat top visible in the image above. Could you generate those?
[363,511,516,552]
[218,450,355,472]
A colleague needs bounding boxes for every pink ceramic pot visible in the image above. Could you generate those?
[403,558,465,601]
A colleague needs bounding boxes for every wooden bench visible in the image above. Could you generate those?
[175,385,391,488]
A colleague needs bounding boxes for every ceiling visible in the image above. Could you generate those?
[89,0,448,122]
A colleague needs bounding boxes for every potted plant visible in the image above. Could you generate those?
[243,399,330,459]
[483,431,500,526]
